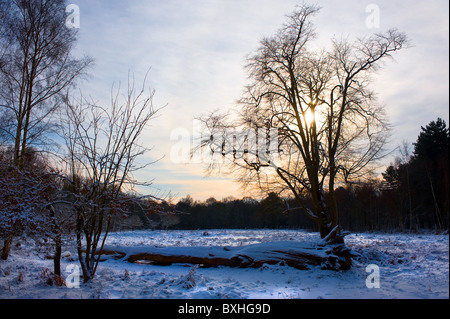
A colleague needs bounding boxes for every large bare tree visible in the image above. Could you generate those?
[0,0,92,168]
[200,5,408,240]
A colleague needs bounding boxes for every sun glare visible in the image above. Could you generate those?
[304,108,315,127]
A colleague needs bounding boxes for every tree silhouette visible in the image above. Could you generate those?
[199,5,408,239]
[413,118,449,162]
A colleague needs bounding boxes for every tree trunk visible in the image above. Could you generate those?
[99,237,354,271]
[1,236,13,261]
[77,243,91,283]
[426,164,444,229]
[48,205,62,276]
[318,220,332,239]
[54,238,62,276]
[76,213,92,283]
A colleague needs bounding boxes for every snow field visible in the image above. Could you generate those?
[0,229,448,299]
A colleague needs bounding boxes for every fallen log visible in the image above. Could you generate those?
[100,240,354,271]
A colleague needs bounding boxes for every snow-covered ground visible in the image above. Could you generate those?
[0,229,448,299]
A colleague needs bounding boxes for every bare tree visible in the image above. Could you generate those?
[63,73,163,282]
[199,5,408,240]
[0,0,92,168]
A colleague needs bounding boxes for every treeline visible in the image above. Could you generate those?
[152,118,448,232]
[381,118,449,231]
[172,194,313,230]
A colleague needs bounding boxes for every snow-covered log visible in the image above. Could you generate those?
[99,240,354,271]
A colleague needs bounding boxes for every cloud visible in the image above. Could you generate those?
[70,0,449,200]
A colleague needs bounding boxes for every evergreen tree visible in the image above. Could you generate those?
[413,118,449,162]
[382,118,449,230]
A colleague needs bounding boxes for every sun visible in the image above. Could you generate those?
[304,108,315,127]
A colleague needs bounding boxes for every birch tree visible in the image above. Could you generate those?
[0,0,92,168]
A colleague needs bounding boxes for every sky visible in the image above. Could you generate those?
[69,0,449,201]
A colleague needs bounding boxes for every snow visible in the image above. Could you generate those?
[0,229,448,299]
[101,239,331,266]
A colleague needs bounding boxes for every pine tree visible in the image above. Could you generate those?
[412,118,449,229]
[413,118,449,162]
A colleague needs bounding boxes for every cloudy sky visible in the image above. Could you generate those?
[70,0,449,201]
